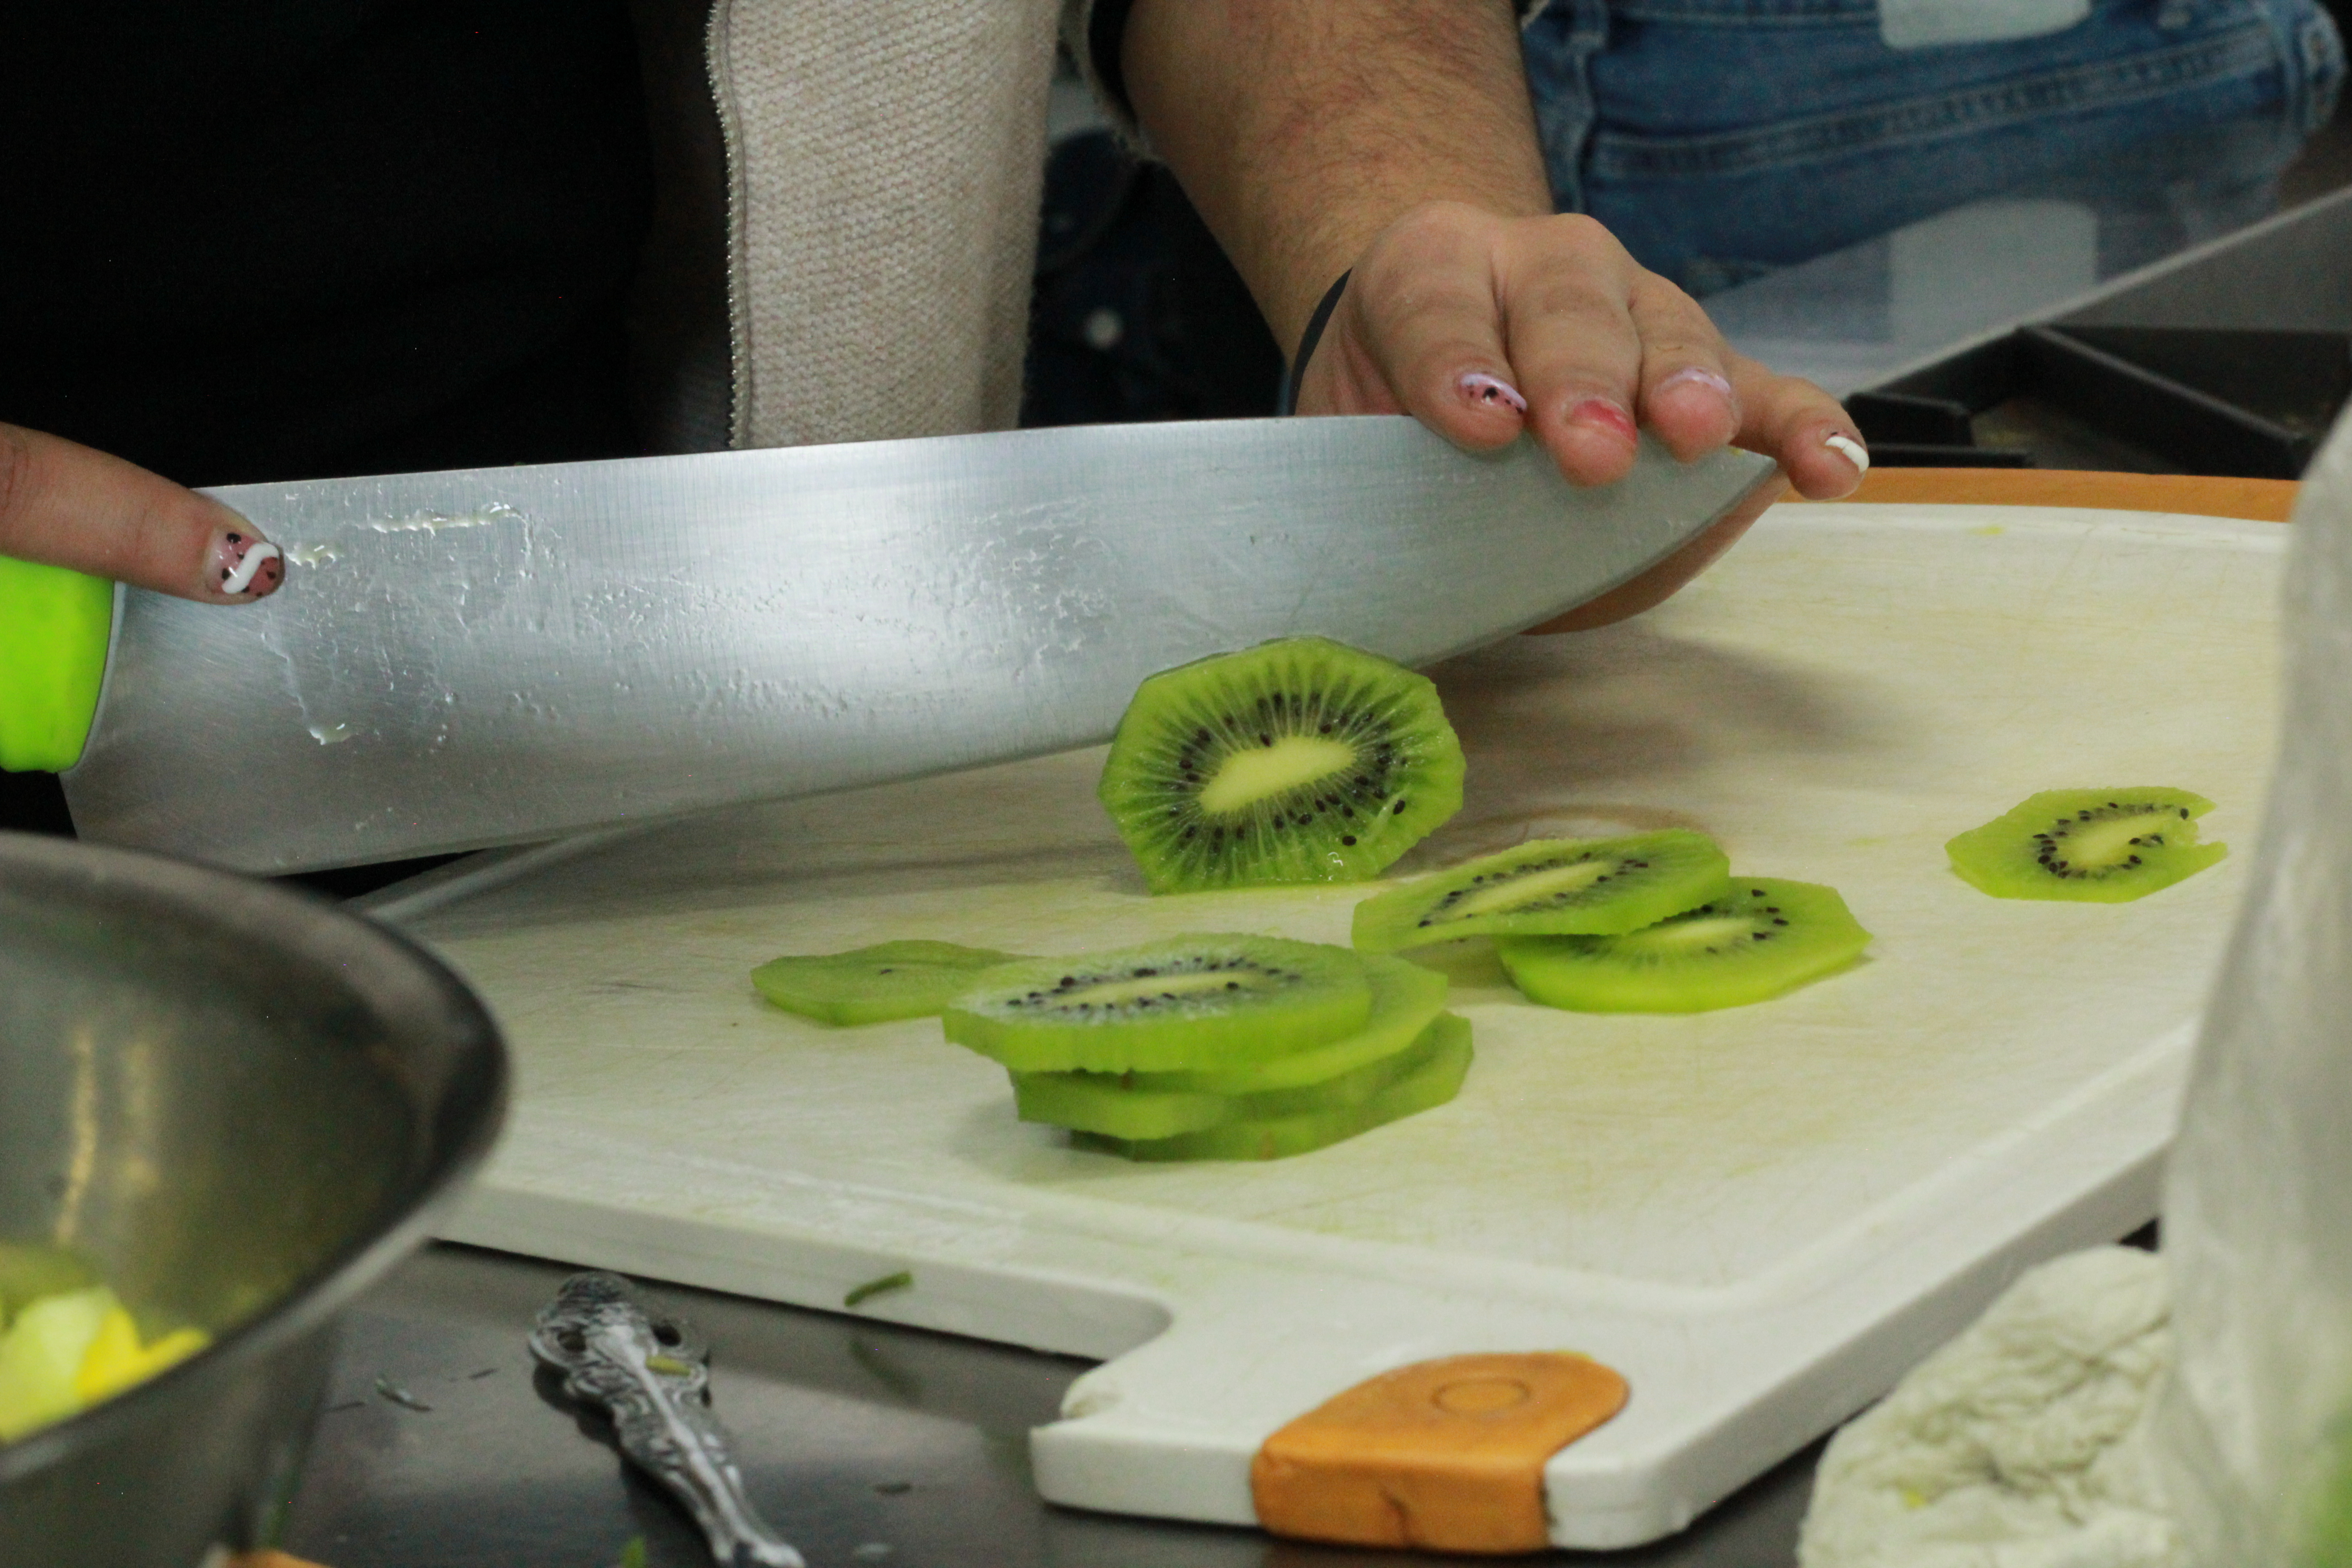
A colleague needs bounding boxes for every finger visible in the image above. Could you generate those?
[1720,353,1868,499]
[1628,277,1741,463]
[1303,205,1529,451]
[1494,215,1646,487]
[0,423,282,602]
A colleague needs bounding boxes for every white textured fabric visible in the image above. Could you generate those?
[2155,408,2352,1565]
[707,0,1063,450]
[1799,1248,2184,1568]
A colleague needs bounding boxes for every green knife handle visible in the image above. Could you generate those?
[0,559,113,773]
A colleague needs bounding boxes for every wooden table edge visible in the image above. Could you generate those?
[1792,468,2298,522]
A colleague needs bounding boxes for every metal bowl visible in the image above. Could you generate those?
[0,831,506,1565]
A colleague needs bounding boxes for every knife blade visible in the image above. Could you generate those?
[56,416,1776,873]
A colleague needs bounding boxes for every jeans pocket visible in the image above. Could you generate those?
[1523,0,1611,210]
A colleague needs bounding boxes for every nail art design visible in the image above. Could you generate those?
[209,530,284,598]
[1656,367,1736,402]
[1824,433,1871,475]
[1569,398,1639,443]
[1459,372,1528,413]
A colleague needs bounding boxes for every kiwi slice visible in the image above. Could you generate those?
[1946,788,2226,902]
[1014,1004,1439,1140]
[1096,637,1466,893]
[943,934,1373,1073]
[752,940,1025,1025]
[1352,831,1732,953]
[1008,954,1449,1136]
[1498,877,1870,1013]
[1142,953,1448,1094]
[1074,1013,1473,1161]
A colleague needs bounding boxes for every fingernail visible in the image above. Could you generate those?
[208,529,284,599]
[1824,432,1871,475]
[1657,367,1735,398]
[1459,372,1528,413]
[1656,367,1739,416]
[1569,397,1638,444]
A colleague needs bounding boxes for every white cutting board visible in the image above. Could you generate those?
[388,503,2283,1548]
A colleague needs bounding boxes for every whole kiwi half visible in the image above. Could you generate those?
[1096,637,1465,893]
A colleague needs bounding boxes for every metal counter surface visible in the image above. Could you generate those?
[282,1244,1818,1568]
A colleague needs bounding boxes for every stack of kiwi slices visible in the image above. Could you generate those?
[1096,637,1465,892]
[942,934,1473,1160]
[1355,830,1872,1013]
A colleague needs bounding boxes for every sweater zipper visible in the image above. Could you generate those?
[704,0,752,450]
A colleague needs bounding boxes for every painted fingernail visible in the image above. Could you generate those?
[1824,432,1871,475]
[1569,397,1639,444]
[208,529,284,599]
[1657,367,1735,402]
[1459,372,1528,413]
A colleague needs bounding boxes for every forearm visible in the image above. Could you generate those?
[1122,0,1551,353]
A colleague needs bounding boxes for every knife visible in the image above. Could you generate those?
[3,416,1776,874]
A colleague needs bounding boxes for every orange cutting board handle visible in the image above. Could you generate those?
[1250,1351,1629,1553]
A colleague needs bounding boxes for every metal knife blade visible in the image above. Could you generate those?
[63,416,1776,872]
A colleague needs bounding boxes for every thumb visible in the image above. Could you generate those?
[0,423,283,602]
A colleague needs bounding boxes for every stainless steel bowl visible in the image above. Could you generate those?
[0,831,506,1565]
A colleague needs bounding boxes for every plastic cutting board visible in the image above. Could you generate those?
[392,502,2283,1548]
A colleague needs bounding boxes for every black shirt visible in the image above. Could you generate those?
[0,2,656,489]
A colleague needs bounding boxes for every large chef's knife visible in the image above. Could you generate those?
[12,416,1775,873]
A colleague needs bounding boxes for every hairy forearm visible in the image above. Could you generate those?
[1122,0,1552,353]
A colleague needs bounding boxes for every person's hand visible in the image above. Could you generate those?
[1294,201,1869,500]
[0,422,283,602]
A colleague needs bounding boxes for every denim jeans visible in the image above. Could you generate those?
[1523,0,2345,294]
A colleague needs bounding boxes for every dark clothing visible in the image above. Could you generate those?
[0,3,655,489]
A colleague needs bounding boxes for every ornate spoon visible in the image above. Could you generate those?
[531,1271,803,1568]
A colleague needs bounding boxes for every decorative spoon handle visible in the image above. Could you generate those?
[531,1271,804,1568]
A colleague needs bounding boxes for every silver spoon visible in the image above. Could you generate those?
[531,1271,804,1568]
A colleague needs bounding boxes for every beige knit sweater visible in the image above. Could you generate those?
[691,0,1076,453]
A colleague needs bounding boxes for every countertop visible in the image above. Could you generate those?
[280,1242,1825,1568]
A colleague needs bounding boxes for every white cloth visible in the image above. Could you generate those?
[1799,1247,2183,1568]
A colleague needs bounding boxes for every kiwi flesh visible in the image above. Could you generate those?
[943,934,1373,1073]
[1097,637,1465,893]
[1015,1004,1444,1140]
[1352,830,1731,953]
[1498,877,1870,1013]
[0,1244,97,1333]
[1946,788,2225,902]
[1074,1013,1473,1161]
[1139,953,1447,1094]
[1008,954,1449,1137]
[752,940,1024,1025]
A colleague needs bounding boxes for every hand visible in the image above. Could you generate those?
[1294,201,1869,500]
[0,422,283,602]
